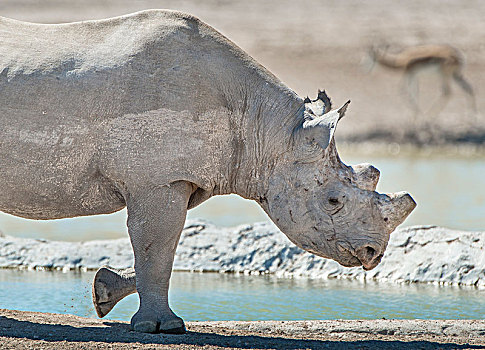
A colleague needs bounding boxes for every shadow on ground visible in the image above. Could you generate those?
[0,316,480,350]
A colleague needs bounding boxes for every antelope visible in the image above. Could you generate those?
[366,44,477,121]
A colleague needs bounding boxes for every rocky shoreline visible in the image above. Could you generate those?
[1,221,483,287]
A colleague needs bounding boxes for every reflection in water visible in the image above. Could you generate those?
[0,155,484,241]
[0,270,483,321]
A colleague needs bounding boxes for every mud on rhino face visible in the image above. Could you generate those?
[265,92,416,270]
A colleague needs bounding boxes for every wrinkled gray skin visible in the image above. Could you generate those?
[0,10,416,334]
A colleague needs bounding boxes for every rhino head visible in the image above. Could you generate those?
[263,91,416,270]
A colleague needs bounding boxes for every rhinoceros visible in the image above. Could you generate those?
[0,10,415,334]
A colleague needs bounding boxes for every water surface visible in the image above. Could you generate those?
[0,270,483,321]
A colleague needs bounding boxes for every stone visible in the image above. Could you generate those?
[0,221,483,287]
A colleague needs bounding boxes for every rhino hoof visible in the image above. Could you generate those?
[160,325,187,335]
[131,319,186,334]
[92,267,119,317]
[94,299,117,318]
[132,320,159,334]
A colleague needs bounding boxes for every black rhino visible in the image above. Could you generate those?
[0,10,415,334]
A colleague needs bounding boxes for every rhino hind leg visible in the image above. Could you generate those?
[92,266,137,318]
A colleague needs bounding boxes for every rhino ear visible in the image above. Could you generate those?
[304,89,333,117]
[317,90,332,113]
[297,100,350,150]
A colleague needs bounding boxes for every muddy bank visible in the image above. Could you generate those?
[0,309,483,349]
[1,222,484,287]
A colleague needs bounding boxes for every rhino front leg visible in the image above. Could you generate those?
[92,266,136,318]
[125,181,193,334]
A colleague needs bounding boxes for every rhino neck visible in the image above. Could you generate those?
[213,79,304,203]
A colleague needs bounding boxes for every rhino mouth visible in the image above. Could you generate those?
[356,254,383,271]
[338,244,384,270]
[339,256,362,268]
[353,248,384,271]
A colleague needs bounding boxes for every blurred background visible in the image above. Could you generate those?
[0,0,484,241]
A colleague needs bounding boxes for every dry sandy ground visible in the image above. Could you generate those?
[1,0,485,149]
[1,309,484,350]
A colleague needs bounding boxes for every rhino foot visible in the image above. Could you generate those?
[131,319,186,334]
[131,311,186,334]
[93,282,117,318]
[92,266,136,318]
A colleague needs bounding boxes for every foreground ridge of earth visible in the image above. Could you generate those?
[0,309,485,349]
[0,222,484,287]
[0,309,484,349]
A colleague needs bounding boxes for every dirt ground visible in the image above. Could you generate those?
[1,1,484,348]
[1,309,484,350]
[1,0,485,149]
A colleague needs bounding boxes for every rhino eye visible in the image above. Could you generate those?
[321,191,345,214]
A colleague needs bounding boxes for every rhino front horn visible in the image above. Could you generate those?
[384,192,416,230]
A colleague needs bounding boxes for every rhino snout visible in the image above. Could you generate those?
[354,245,384,270]
[351,163,380,191]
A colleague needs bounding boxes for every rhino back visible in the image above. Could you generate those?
[0,10,282,219]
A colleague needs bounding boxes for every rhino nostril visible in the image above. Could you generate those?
[355,245,384,270]
[365,246,377,260]
[357,245,381,262]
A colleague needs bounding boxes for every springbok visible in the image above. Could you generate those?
[367,44,477,120]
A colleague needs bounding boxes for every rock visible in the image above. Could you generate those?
[0,236,133,270]
[0,220,483,286]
